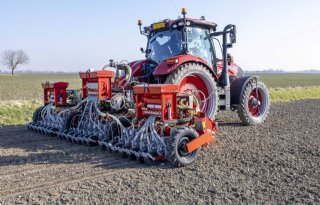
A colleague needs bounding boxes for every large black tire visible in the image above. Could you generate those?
[166,127,201,167]
[32,106,44,123]
[237,80,270,125]
[165,63,218,120]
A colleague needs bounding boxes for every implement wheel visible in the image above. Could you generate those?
[166,127,201,167]
[165,63,218,120]
[32,106,44,123]
[238,80,270,125]
[64,112,81,131]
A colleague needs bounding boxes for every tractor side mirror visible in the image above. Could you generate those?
[229,25,237,44]
[140,47,151,54]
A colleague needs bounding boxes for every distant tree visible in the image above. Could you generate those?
[1,50,29,75]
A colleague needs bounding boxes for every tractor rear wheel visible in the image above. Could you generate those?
[165,63,218,120]
[229,67,244,84]
[237,80,270,125]
[166,127,201,167]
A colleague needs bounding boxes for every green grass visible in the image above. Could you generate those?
[0,100,42,125]
[269,86,320,102]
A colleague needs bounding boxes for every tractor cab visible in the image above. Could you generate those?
[138,8,239,85]
[143,18,217,70]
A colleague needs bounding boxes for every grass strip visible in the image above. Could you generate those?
[269,86,320,102]
[0,100,42,125]
[0,86,320,125]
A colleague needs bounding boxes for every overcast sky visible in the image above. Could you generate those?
[0,0,319,71]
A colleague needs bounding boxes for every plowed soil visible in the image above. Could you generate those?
[0,100,319,204]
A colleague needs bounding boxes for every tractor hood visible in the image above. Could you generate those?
[129,59,151,77]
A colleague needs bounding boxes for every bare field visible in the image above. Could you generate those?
[252,73,320,88]
[0,100,319,204]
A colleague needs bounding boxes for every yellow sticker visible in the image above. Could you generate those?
[153,22,165,30]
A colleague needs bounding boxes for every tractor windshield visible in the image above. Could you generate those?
[147,29,183,63]
[187,27,215,67]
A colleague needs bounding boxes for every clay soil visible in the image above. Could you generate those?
[0,100,319,204]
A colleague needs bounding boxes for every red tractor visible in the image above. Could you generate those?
[129,8,270,125]
[28,8,270,167]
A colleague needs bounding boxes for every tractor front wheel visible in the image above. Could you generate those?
[238,80,270,125]
[166,127,201,167]
[165,63,218,120]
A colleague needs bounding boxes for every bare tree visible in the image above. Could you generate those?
[1,50,29,75]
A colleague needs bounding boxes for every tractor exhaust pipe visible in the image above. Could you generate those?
[214,24,236,88]
[219,27,230,88]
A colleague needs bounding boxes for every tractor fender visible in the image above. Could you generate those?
[217,60,243,78]
[153,54,218,80]
[230,76,259,105]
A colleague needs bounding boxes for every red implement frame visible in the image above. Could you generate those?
[42,82,69,107]
[186,114,217,153]
[133,84,179,121]
[79,70,114,99]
